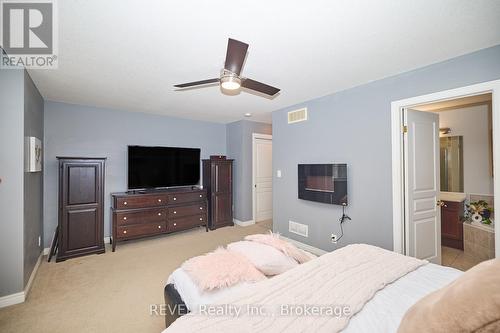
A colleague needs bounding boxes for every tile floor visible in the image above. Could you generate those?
[441,246,484,271]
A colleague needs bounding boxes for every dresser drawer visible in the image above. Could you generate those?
[115,209,165,226]
[168,203,207,218]
[168,215,206,233]
[115,194,168,209]
[117,222,166,239]
[167,191,205,204]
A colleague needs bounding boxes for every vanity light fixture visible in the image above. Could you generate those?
[440,127,451,135]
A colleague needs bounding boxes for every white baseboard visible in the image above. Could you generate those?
[281,236,328,256]
[233,219,255,227]
[24,252,43,298]
[0,251,44,309]
[0,292,25,308]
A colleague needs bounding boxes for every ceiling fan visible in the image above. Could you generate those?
[174,38,280,97]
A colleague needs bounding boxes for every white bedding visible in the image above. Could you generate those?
[167,248,316,312]
[344,263,462,332]
[167,260,462,332]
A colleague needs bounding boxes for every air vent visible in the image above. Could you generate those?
[287,107,308,124]
[289,220,308,237]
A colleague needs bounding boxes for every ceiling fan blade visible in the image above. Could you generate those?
[241,78,280,96]
[174,78,219,88]
[224,38,249,75]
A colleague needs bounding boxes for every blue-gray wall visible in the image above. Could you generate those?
[43,102,227,247]
[272,45,500,252]
[0,70,25,297]
[227,120,272,222]
[23,71,44,286]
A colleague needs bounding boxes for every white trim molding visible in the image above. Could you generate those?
[24,253,43,298]
[391,79,500,258]
[0,292,25,308]
[281,236,328,256]
[0,251,44,309]
[233,218,255,227]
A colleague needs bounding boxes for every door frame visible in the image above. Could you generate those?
[391,79,500,257]
[252,133,273,223]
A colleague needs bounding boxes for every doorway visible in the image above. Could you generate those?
[252,133,273,225]
[391,79,500,265]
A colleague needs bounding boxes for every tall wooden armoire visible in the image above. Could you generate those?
[202,158,233,230]
[57,157,106,262]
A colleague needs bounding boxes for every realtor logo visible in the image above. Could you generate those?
[0,0,58,68]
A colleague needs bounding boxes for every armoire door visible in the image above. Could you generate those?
[58,159,105,260]
[211,162,232,227]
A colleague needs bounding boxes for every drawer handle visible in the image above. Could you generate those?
[124,201,127,205]
[123,230,127,234]
[123,217,127,220]
[199,217,203,221]
[173,197,177,201]
[158,225,162,229]
[158,199,162,203]
[173,211,177,214]
[158,213,162,216]
[199,194,202,198]
[173,223,177,226]
[200,207,203,210]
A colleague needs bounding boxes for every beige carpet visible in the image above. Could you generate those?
[0,221,271,333]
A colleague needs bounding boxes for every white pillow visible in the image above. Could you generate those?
[227,241,298,275]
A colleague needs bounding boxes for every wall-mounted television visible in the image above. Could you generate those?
[128,146,200,190]
[298,164,347,205]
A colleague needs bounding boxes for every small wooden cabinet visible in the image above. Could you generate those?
[111,187,208,251]
[57,157,106,262]
[203,158,233,230]
[441,200,465,250]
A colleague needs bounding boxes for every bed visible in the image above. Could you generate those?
[162,243,463,332]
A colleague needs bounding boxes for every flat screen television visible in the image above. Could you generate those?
[128,146,200,190]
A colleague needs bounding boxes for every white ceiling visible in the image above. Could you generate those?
[28,0,500,124]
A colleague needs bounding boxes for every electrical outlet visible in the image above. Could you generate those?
[331,234,338,243]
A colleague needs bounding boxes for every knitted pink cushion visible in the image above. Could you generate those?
[182,247,265,291]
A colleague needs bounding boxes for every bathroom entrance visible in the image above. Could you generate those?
[412,94,494,270]
[391,79,500,271]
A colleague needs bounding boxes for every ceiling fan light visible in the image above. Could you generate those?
[221,75,241,90]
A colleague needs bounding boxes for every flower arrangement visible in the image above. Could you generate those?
[464,200,493,225]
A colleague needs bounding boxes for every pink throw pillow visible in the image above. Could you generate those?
[245,232,312,264]
[227,241,298,275]
[182,247,265,291]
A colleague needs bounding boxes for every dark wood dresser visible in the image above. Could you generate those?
[57,157,106,262]
[110,187,208,251]
[441,200,465,250]
[203,158,233,230]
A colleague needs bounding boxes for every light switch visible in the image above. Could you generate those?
[277,170,282,178]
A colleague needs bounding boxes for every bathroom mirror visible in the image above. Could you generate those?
[440,136,464,192]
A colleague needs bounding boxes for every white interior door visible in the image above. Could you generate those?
[254,137,272,222]
[405,109,441,264]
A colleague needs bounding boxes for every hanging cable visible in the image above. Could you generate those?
[336,204,351,242]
